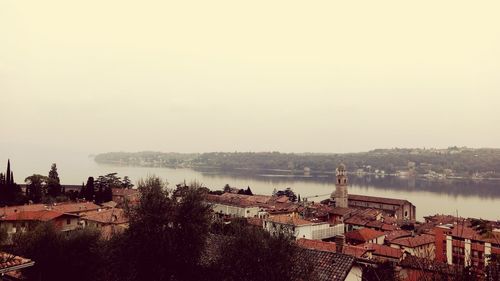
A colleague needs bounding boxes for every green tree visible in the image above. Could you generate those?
[25,174,49,203]
[212,219,300,281]
[12,223,102,281]
[84,177,95,201]
[47,163,62,197]
[106,175,212,281]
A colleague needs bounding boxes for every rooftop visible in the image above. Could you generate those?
[345,228,385,243]
[391,234,435,248]
[265,215,318,226]
[363,243,403,260]
[51,202,103,214]
[81,208,128,224]
[0,210,76,222]
[348,194,410,206]
[296,239,337,253]
[291,248,356,281]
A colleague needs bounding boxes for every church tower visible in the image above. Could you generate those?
[332,163,349,208]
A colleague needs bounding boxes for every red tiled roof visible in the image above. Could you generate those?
[266,215,317,226]
[342,245,369,258]
[344,216,370,226]
[348,194,409,206]
[391,234,434,248]
[0,252,35,274]
[345,228,385,243]
[328,207,356,216]
[296,239,337,253]
[206,194,261,208]
[385,230,412,242]
[364,243,403,260]
[0,204,46,217]
[81,208,128,224]
[52,202,103,214]
[292,248,356,281]
[365,220,397,231]
[0,210,71,222]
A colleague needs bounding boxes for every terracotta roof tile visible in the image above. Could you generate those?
[345,228,385,243]
[391,234,434,248]
[52,202,103,214]
[342,245,369,258]
[0,210,74,222]
[265,215,316,226]
[348,194,409,206]
[292,248,356,281]
[385,230,412,242]
[363,243,403,260]
[296,239,337,253]
[81,208,128,224]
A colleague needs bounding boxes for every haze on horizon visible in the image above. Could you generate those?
[1,1,500,160]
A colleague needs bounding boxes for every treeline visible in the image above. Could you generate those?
[1,159,133,206]
[95,148,500,176]
[7,176,305,281]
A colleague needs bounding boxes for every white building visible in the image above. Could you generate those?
[264,214,344,240]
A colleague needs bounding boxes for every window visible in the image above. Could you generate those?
[67,218,71,225]
[404,211,408,217]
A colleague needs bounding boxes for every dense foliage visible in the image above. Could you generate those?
[9,176,302,281]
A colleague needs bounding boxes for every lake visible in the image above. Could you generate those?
[4,155,500,221]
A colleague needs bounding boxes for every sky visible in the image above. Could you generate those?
[1,0,500,158]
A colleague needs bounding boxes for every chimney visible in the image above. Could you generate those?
[335,235,345,253]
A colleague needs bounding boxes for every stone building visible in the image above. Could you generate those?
[331,164,349,208]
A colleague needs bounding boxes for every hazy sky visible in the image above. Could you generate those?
[1,1,499,156]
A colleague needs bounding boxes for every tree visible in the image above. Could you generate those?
[211,219,300,281]
[106,175,212,281]
[84,177,95,201]
[122,176,133,188]
[47,163,62,197]
[25,174,49,203]
[245,186,253,195]
[12,223,103,281]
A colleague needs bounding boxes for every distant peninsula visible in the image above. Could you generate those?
[94,147,500,180]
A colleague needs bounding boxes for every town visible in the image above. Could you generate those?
[0,160,498,281]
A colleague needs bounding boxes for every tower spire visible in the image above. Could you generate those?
[331,163,349,208]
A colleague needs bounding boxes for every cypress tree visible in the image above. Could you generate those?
[85,177,95,201]
[47,163,62,197]
[6,160,10,186]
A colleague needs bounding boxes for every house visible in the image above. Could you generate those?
[345,228,386,245]
[264,214,344,240]
[206,193,262,218]
[80,208,128,228]
[51,201,104,216]
[385,230,413,244]
[390,234,435,259]
[0,210,80,242]
[348,194,416,220]
[296,238,373,260]
[112,188,140,207]
[363,243,403,262]
[434,219,500,272]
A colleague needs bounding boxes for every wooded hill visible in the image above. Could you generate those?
[95,147,500,178]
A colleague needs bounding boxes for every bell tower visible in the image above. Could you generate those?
[331,164,348,208]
